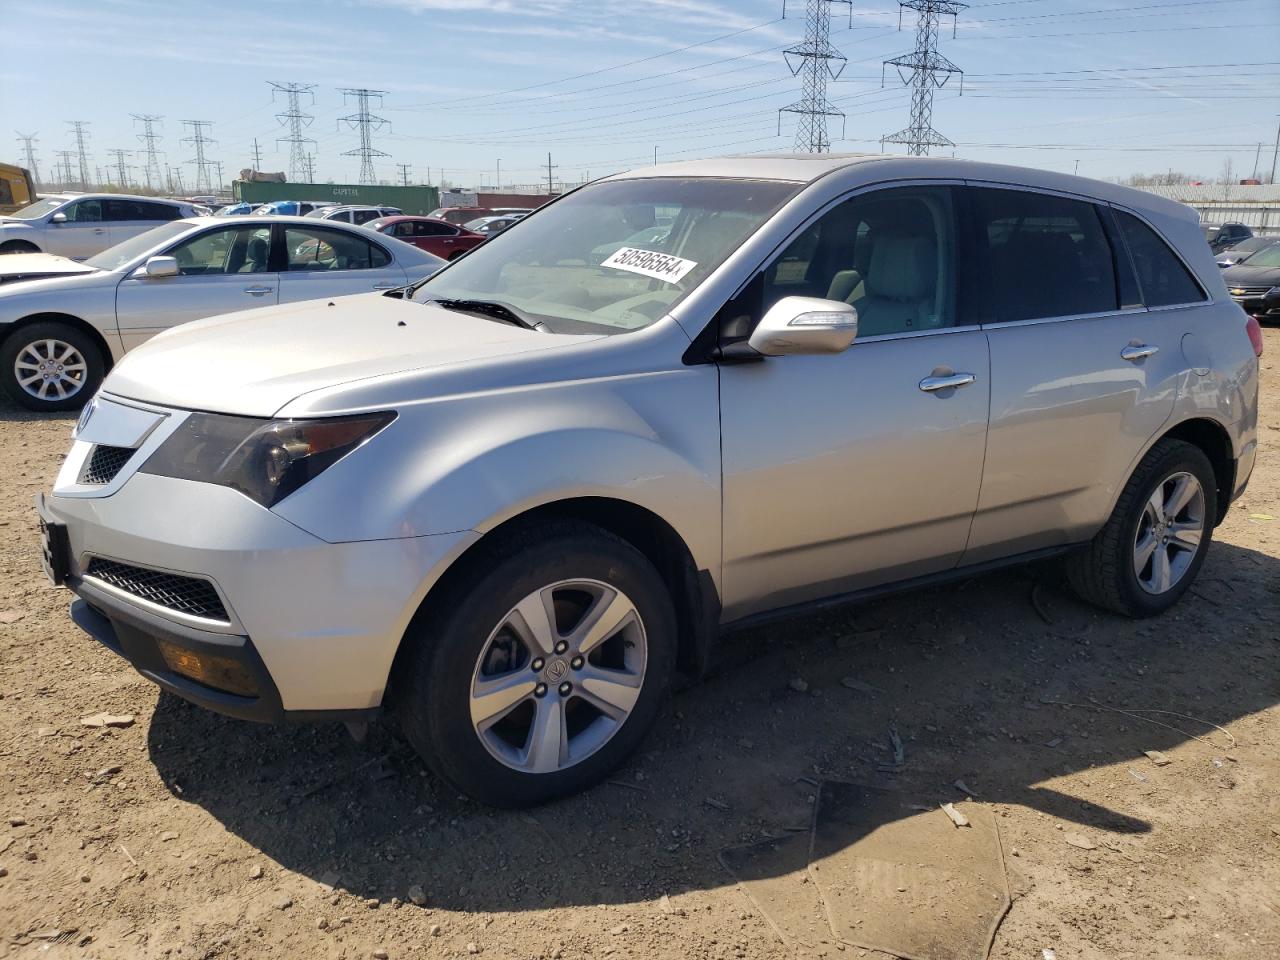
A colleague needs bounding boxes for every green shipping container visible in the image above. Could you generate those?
[234,181,440,215]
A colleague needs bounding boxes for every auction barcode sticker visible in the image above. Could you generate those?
[601,247,698,284]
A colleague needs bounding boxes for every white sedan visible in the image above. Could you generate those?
[0,216,444,411]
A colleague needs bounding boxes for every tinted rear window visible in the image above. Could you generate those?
[1116,211,1205,308]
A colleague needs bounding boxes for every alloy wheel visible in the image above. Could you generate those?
[1133,471,1205,595]
[469,578,647,774]
[14,339,88,402]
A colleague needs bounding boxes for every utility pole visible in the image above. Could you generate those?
[1271,115,1279,185]
[269,81,318,182]
[337,88,390,185]
[545,152,557,194]
[214,161,225,193]
[396,162,412,186]
[1253,142,1262,181]
[132,115,164,192]
[881,1,967,156]
[66,120,93,190]
[779,0,853,153]
[173,167,186,194]
[106,148,132,187]
[496,158,502,190]
[251,137,264,173]
[654,145,658,165]
[180,120,216,194]
[15,132,41,187]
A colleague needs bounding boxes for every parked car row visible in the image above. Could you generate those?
[0,194,206,258]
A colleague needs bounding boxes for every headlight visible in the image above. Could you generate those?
[140,412,395,508]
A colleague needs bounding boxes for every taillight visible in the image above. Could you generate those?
[1245,314,1264,357]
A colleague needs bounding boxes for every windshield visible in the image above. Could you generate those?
[7,197,67,220]
[1202,225,1220,239]
[84,221,193,271]
[1241,243,1280,269]
[412,178,799,334]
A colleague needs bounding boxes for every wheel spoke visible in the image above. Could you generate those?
[572,588,635,655]
[578,665,642,719]
[1168,522,1201,552]
[1150,547,1173,593]
[1165,475,1198,519]
[509,588,557,656]
[62,361,86,373]
[523,698,566,773]
[1134,529,1158,571]
[470,670,536,728]
[1146,488,1167,524]
[17,372,41,387]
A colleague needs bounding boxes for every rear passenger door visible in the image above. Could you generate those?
[105,199,181,246]
[962,185,1190,564]
[277,224,407,303]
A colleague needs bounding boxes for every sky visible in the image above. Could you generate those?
[2,0,1278,192]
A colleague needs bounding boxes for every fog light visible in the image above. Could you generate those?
[156,639,259,697]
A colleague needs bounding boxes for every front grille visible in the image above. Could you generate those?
[84,558,229,622]
[79,445,135,485]
[1228,286,1271,298]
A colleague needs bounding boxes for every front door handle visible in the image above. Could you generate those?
[243,285,273,296]
[1120,344,1159,362]
[93,228,105,234]
[919,372,976,393]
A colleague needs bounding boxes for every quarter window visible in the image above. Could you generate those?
[1115,212,1206,308]
[972,188,1118,322]
[284,226,390,270]
[761,186,957,337]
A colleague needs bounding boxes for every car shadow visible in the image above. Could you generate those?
[145,538,1278,911]
[0,391,80,423]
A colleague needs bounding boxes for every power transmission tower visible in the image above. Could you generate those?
[251,137,263,173]
[132,115,165,191]
[55,150,76,190]
[545,152,557,193]
[778,0,853,153]
[303,153,316,183]
[337,88,391,185]
[180,120,217,193]
[214,161,225,192]
[269,81,317,182]
[106,148,133,187]
[396,162,412,186]
[66,120,93,190]
[15,132,41,187]
[881,1,966,156]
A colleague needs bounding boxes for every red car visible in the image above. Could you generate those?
[368,216,486,261]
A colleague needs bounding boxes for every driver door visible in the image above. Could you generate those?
[45,198,111,259]
[718,184,991,620]
[114,224,277,351]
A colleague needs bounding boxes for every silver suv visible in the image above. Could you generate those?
[38,155,1261,807]
[0,194,204,259]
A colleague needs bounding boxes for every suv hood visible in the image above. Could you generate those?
[0,252,98,285]
[104,293,603,417]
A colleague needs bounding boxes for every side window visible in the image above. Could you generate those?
[105,199,145,221]
[416,221,455,237]
[972,188,1118,322]
[1115,211,1205,308]
[138,201,182,222]
[64,199,103,223]
[167,226,272,276]
[352,209,380,225]
[392,222,415,238]
[761,186,957,337]
[284,227,385,271]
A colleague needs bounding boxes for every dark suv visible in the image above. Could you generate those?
[1203,221,1253,254]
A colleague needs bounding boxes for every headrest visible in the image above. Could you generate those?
[867,234,936,301]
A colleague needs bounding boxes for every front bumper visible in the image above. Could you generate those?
[41,474,477,718]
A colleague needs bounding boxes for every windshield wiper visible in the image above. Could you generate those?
[430,298,546,332]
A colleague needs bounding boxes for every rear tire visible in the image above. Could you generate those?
[0,321,104,412]
[1066,438,1216,617]
[395,521,677,807]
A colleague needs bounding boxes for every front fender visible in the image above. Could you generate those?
[271,367,723,584]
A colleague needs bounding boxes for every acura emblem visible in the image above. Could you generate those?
[75,399,97,436]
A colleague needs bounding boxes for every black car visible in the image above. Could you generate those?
[1202,221,1253,254]
[1222,240,1280,322]
[1215,236,1277,268]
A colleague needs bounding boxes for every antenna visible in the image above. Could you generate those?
[779,0,853,153]
[881,1,966,156]
[132,115,164,191]
[337,88,391,185]
[269,81,318,182]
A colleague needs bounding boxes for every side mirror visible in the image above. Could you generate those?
[143,256,179,278]
[747,296,858,357]
[49,212,67,224]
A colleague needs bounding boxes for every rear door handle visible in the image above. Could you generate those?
[93,228,105,234]
[243,285,273,296]
[372,281,399,290]
[1120,344,1159,362]
[919,372,976,393]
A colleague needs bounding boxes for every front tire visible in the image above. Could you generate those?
[1066,438,1216,617]
[395,521,677,807]
[0,240,39,255]
[0,321,104,412]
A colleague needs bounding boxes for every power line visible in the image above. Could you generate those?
[882,1,966,156]
[180,120,217,194]
[66,120,92,191]
[15,132,40,187]
[337,88,391,185]
[269,81,318,182]
[779,0,854,152]
[131,114,164,191]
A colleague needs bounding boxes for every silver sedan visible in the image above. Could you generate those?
[0,216,444,411]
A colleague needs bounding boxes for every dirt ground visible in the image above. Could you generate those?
[1,331,1277,960]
